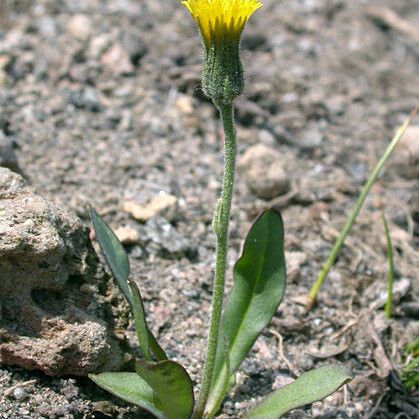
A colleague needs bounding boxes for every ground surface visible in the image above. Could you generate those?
[0,0,418,417]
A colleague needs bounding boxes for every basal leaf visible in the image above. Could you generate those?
[90,207,167,361]
[129,280,151,361]
[90,207,132,305]
[245,365,352,418]
[207,209,286,414]
[89,372,166,419]
[129,280,168,362]
[136,360,194,419]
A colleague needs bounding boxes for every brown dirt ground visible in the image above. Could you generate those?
[0,0,418,417]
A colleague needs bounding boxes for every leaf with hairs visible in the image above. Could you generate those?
[89,372,166,419]
[136,360,194,419]
[245,365,352,418]
[207,209,286,414]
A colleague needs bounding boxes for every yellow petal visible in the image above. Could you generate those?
[182,0,262,46]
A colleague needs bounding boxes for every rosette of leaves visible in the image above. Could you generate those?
[89,208,351,418]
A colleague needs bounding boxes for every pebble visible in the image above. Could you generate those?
[298,126,324,151]
[67,87,101,112]
[89,34,113,59]
[369,278,411,311]
[0,132,19,173]
[13,388,29,401]
[101,42,135,75]
[391,125,419,179]
[139,217,195,259]
[239,144,290,199]
[35,16,58,38]
[67,14,92,41]
[175,95,194,115]
[123,193,178,222]
[114,225,140,245]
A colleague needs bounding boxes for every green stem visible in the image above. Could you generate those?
[307,109,417,310]
[193,103,237,418]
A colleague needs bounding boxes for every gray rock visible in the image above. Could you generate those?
[0,168,125,376]
[298,126,324,151]
[390,125,419,179]
[139,217,195,259]
[239,144,291,200]
[13,388,29,401]
[35,16,58,38]
[0,132,19,173]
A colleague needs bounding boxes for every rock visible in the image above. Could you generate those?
[35,16,58,38]
[0,55,10,87]
[67,14,91,41]
[67,87,101,112]
[13,388,29,401]
[0,168,125,376]
[391,125,419,179]
[114,225,140,245]
[175,95,194,115]
[121,32,147,66]
[367,278,411,311]
[298,125,324,151]
[101,42,135,75]
[0,132,19,173]
[123,193,178,222]
[285,250,307,282]
[239,144,290,199]
[89,34,113,59]
[138,217,195,259]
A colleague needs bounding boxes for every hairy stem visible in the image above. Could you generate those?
[193,103,237,418]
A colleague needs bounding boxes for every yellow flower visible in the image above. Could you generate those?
[182,0,262,47]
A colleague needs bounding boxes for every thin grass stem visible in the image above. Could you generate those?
[307,107,417,310]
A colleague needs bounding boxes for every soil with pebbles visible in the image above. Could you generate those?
[0,0,418,417]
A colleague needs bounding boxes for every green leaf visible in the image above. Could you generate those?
[206,335,232,418]
[136,360,194,419]
[207,209,286,413]
[90,207,132,305]
[89,372,166,419]
[245,365,352,418]
[382,212,394,319]
[90,207,167,362]
[129,280,151,361]
[129,280,168,362]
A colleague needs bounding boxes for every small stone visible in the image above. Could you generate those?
[239,144,290,199]
[114,225,140,245]
[258,129,276,146]
[0,132,19,173]
[67,14,91,41]
[13,388,29,401]
[139,217,195,259]
[391,125,419,179]
[298,126,324,151]
[67,88,101,112]
[176,95,194,115]
[285,251,307,282]
[368,278,411,311]
[89,34,113,59]
[35,16,58,37]
[101,42,135,75]
[123,194,178,222]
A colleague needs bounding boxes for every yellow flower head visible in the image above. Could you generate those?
[182,0,262,47]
